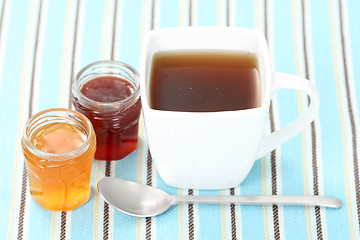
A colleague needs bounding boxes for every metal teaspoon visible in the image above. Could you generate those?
[98,177,341,217]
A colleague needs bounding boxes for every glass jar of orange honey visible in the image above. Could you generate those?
[21,108,96,211]
[71,61,141,161]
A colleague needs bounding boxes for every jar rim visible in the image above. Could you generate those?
[22,108,95,161]
[72,60,140,110]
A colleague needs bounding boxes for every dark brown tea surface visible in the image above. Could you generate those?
[149,50,261,112]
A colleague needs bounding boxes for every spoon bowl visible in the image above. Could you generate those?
[98,177,341,217]
[98,177,174,217]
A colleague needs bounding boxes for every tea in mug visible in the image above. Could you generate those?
[149,50,261,112]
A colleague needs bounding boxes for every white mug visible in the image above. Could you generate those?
[140,27,319,189]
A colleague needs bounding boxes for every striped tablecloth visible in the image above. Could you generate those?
[1,0,359,239]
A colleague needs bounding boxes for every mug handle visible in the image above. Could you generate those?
[256,72,320,159]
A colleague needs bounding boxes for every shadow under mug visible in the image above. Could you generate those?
[140,27,320,189]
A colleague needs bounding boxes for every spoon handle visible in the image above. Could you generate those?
[173,195,341,208]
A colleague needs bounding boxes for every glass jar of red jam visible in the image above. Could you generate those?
[71,61,141,161]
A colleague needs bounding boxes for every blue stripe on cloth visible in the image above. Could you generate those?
[37,0,66,112]
[240,163,265,238]
[197,0,217,26]
[79,0,104,67]
[198,190,222,240]
[347,0,360,110]
[235,0,255,28]
[119,0,142,71]
[28,206,52,240]
[272,0,308,237]
[113,153,139,240]
[155,175,180,240]
[159,0,179,28]
[70,161,99,240]
[0,0,29,236]
[116,151,141,185]
[310,0,350,239]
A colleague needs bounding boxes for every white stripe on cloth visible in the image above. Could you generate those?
[112,0,123,61]
[216,0,226,26]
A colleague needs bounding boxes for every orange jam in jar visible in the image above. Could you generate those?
[21,108,96,211]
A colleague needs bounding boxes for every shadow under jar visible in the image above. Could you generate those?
[72,61,141,161]
[21,108,96,211]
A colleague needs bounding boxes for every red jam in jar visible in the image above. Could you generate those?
[72,61,141,160]
[81,76,133,103]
